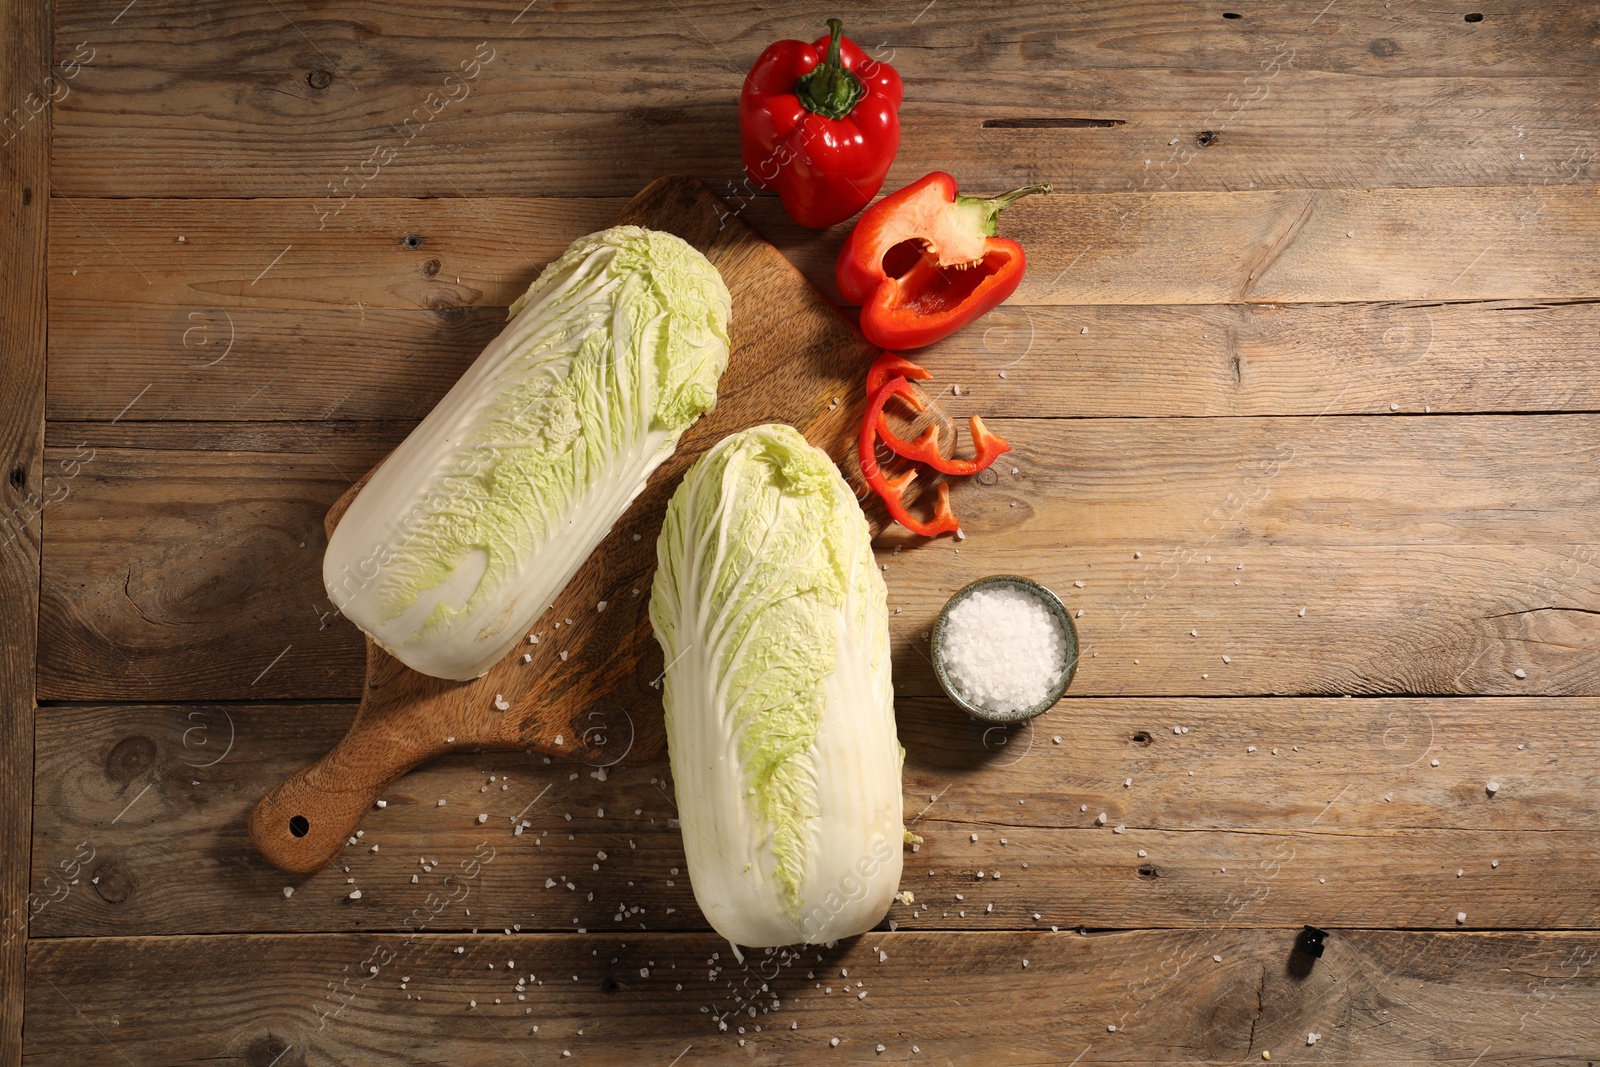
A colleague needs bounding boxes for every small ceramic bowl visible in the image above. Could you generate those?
[930,575,1078,724]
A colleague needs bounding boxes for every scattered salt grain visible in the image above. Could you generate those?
[938,585,1070,714]
[1486,780,1500,794]
[283,886,294,898]
[1514,668,1526,679]
[1457,911,1467,924]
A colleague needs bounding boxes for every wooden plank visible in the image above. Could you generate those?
[37,416,1600,701]
[46,196,622,312]
[58,0,1600,78]
[49,64,1597,197]
[48,306,500,423]
[30,698,1600,937]
[746,188,1600,306]
[911,299,1600,418]
[48,299,1600,422]
[24,929,1600,1063]
[48,191,1600,329]
[0,0,51,1058]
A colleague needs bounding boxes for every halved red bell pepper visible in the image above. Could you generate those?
[838,172,1049,349]
[864,351,1012,476]
[859,375,959,538]
[739,19,903,229]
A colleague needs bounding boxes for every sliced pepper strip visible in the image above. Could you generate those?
[880,414,1011,476]
[866,352,932,403]
[864,351,1013,476]
[859,375,960,538]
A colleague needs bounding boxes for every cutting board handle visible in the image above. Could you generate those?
[248,710,444,876]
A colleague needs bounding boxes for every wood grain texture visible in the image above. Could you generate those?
[36,422,391,702]
[747,188,1600,307]
[0,0,51,1058]
[24,929,1600,1064]
[31,698,1600,937]
[48,298,1600,422]
[25,1,1600,1059]
[48,190,1600,324]
[56,0,1600,78]
[49,59,1598,197]
[38,415,1600,701]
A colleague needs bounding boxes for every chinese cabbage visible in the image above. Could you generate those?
[324,225,731,680]
[650,424,903,947]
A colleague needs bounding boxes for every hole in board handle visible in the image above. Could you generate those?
[289,815,310,838]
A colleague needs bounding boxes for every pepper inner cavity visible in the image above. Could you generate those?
[889,250,1005,316]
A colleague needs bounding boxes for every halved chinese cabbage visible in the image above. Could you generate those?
[324,225,731,680]
[650,424,903,947]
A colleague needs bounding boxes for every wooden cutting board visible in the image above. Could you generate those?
[249,175,911,875]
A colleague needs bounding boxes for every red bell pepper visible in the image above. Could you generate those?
[865,351,1012,476]
[739,19,903,229]
[837,172,1049,349]
[859,376,959,538]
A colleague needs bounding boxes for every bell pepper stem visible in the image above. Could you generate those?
[796,18,865,121]
[957,182,1052,236]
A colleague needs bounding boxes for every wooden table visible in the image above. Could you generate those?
[5,2,1599,1063]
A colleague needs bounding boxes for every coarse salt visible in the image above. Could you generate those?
[938,586,1070,714]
